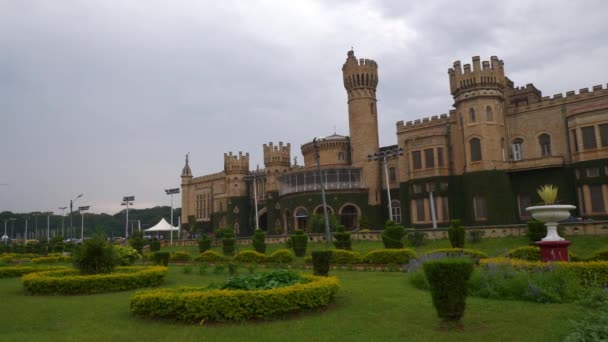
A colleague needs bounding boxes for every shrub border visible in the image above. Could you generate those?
[130,275,340,322]
[0,265,70,278]
[22,266,168,295]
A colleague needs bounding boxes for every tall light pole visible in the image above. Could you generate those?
[58,206,67,237]
[70,194,83,240]
[313,137,331,247]
[24,217,28,244]
[121,196,135,240]
[9,218,16,241]
[78,206,90,241]
[2,219,9,244]
[368,147,404,222]
[243,166,262,231]
[165,188,180,246]
[44,211,53,241]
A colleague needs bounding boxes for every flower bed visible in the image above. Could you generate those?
[130,274,340,322]
[0,265,70,278]
[22,266,168,295]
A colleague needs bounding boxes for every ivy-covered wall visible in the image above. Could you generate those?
[457,170,516,226]
[401,176,451,228]
[226,196,251,237]
[571,158,608,220]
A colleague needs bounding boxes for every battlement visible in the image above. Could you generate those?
[192,171,225,183]
[508,83,542,106]
[224,151,250,174]
[448,56,505,95]
[397,113,450,132]
[508,83,608,113]
[263,141,291,167]
[342,50,378,92]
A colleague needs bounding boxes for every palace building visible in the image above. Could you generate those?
[181,50,608,236]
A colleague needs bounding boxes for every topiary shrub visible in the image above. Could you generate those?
[149,239,161,252]
[381,221,406,249]
[290,230,308,257]
[268,249,295,264]
[333,224,352,250]
[526,220,546,243]
[423,258,474,324]
[448,219,465,249]
[362,249,416,265]
[129,231,146,255]
[152,251,170,266]
[194,250,226,263]
[170,251,193,262]
[222,238,236,256]
[506,246,541,261]
[330,250,361,264]
[405,229,426,247]
[198,235,212,254]
[234,250,267,264]
[312,251,332,276]
[113,245,140,266]
[425,248,488,260]
[72,235,117,275]
[252,230,267,254]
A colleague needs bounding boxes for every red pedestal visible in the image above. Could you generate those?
[535,240,571,262]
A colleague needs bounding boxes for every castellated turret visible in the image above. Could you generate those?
[263,142,291,168]
[448,56,506,101]
[224,151,249,196]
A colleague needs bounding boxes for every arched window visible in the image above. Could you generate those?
[539,134,551,157]
[340,205,359,230]
[469,138,482,161]
[469,108,476,122]
[391,200,402,224]
[294,207,308,231]
[486,106,493,121]
[512,138,524,161]
[313,205,334,216]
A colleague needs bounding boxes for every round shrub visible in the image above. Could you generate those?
[128,231,146,255]
[333,225,352,250]
[506,246,541,261]
[234,250,267,264]
[312,251,331,276]
[268,249,294,264]
[448,219,465,248]
[362,249,417,264]
[152,252,171,266]
[72,235,117,274]
[129,275,339,322]
[423,258,474,323]
[22,266,168,295]
[194,250,226,263]
[252,230,267,254]
[291,230,308,257]
[425,248,488,260]
[0,265,69,278]
[330,250,361,264]
[114,245,140,266]
[381,221,406,249]
[526,220,546,243]
[198,235,212,254]
[222,238,236,256]
[170,251,193,262]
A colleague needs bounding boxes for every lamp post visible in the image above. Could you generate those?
[165,188,180,246]
[368,147,404,222]
[24,217,28,244]
[121,196,135,240]
[78,206,90,241]
[70,194,83,240]
[312,137,331,247]
[2,219,10,244]
[58,206,67,238]
[243,165,263,231]
[44,211,53,242]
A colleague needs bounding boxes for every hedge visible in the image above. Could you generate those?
[22,266,168,295]
[304,250,361,265]
[505,246,541,261]
[588,248,608,261]
[130,275,340,322]
[424,248,488,260]
[194,251,226,263]
[234,250,267,264]
[31,256,71,264]
[424,258,474,323]
[361,249,417,264]
[268,249,295,264]
[170,251,193,262]
[0,265,70,278]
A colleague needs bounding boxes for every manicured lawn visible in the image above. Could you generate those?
[0,266,583,341]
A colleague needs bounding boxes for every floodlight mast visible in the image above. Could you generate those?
[164,188,180,246]
[368,147,404,222]
[78,206,90,240]
[122,196,135,241]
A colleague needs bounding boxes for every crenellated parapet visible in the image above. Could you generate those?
[396,113,450,132]
[192,171,226,183]
[224,151,249,175]
[263,142,291,168]
[508,83,608,114]
[342,50,378,100]
[448,56,506,99]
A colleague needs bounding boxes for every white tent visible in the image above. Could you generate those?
[144,218,179,232]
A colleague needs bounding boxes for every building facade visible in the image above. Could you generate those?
[181,50,608,236]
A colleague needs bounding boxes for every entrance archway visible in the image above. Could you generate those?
[294,207,308,231]
[339,204,360,230]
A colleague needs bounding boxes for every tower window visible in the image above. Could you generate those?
[412,151,422,170]
[486,106,493,121]
[424,148,435,168]
[370,102,376,116]
[389,167,397,182]
[512,138,524,161]
[469,138,482,162]
[437,147,445,167]
[582,126,597,149]
[469,108,476,122]
[589,184,606,213]
[473,195,487,220]
[600,124,608,147]
[538,134,551,157]
[572,129,579,152]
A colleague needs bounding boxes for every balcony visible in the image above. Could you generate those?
[507,155,565,171]
[409,167,450,180]
[278,168,364,196]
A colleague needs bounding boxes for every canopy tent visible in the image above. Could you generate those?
[144,218,179,232]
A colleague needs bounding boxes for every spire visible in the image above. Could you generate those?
[181,153,192,177]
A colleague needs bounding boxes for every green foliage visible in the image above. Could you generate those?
[129,275,340,322]
[312,251,332,276]
[152,252,170,266]
[290,229,308,257]
[526,220,547,243]
[252,229,267,254]
[381,221,406,249]
[149,239,161,252]
[333,224,352,250]
[506,246,541,261]
[113,245,140,266]
[425,248,488,260]
[564,307,608,342]
[49,236,65,253]
[423,258,474,323]
[268,249,295,264]
[0,265,69,278]
[197,235,212,253]
[195,251,225,263]
[198,263,209,275]
[212,270,305,290]
[128,230,146,254]
[31,255,71,264]
[309,214,339,233]
[227,262,238,275]
[72,235,117,275]
[588,248,608,261]
[22,266,168,295]
[222,238,236,256]
[329,250,361,264]
[182,265,192,274]
[234,250,267,263]
[170,251,193,262]
[466,230,485,244]
[215,227,235,239]
[213,264,226,274]
[358,216,369,229]
[448,219,465,248]
[362,249,416,264]
[405,229,426,247]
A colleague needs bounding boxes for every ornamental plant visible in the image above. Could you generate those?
[448,219,465,248]
[149,239,161,252]
[72,234,117,275]
[113,245,140,266]
[312,250,332,276]
[537,184,558,204]
[290,229,308,257]
[152,252,170,266]
[268,249,295,264]
[198,234,212,253]
[128,230,146,255]
[333,224,352,250]
[217,228,236,256]
[423,258,474,324]
[252,229,267,254]
[381,220,406,249]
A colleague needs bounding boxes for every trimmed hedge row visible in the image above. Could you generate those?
[233,250,267,264]
[0,265,70,278]
[22,266,168,295]
[130,275,340,322]
[424,248,488,260]
[361,249,417,264]
[194,251,226,262]
[505,246,541,261]
[31,256,71,264]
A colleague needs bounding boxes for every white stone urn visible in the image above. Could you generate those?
[525,205,576,241]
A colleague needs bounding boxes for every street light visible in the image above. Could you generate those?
[122,196,135,240]
[165,188,180,246]
[58,206,67,237]
[368,147,404,222]
[70,194,84,239]
[243,165,263,231]
[78,206,90,241]
[44,211,53,241]
[312,137,331,247]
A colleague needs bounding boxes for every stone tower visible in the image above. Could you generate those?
[448,56,508,173]
[342,49,381,204]
[224,151,249,196]
[180,154,193,224]
[263,142,291,192]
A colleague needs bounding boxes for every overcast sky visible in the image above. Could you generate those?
[1,0,607,214]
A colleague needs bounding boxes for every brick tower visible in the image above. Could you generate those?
[263,142,291,192]
[224,151,249,196]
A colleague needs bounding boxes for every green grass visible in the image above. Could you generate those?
[0,266,583,341]
[161,234,608,260]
